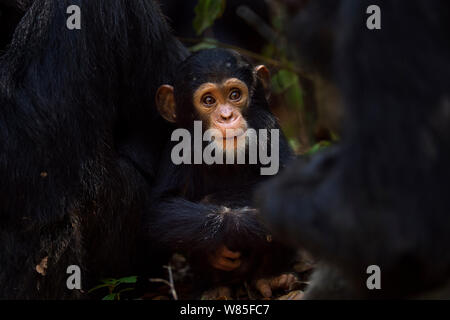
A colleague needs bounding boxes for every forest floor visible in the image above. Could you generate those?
[141,251,316,300]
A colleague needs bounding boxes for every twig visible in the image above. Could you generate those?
[149,278,171,287]
[178,37,310,78]
[236,5,279,45]
[149,264,178,300]
[165,265,178,300]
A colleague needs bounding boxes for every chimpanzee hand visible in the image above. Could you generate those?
[255,273,298,298]
[208,245,241,271]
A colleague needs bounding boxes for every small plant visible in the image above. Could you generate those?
[193,0,226,36]
[89,276,137,300]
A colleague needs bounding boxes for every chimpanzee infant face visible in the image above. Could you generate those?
[191,77,249,151]
[155,49,271,153]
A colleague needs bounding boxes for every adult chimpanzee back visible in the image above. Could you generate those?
[0,0,187,299]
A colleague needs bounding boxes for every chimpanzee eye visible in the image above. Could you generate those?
[202,95,216,107]
[229,89,241,101]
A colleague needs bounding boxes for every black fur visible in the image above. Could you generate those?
[257,0,450,298]
[149,49,295,294]
[0,0,187,299]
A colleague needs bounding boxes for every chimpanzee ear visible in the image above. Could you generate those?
[156,85,177,123]
[255,65,271,100]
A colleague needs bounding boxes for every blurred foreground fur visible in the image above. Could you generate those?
[257,0,450,298]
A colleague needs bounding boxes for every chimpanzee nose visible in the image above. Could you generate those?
[221,110,233,121]
[219,106,235,122]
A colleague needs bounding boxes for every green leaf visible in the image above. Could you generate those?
[272,14,283,33]
[193,0,226,36]
[118,288,134,294]
[88,283,110,293]
[261,44,275,59]
[117,276,138,284]
[272,69,303,110]
[288,139,301,154]
[285,79,303,111]
[102,293,117,301]
[306,141,332,155]
[330,131,340,142]
[189,38,218,52]
[101,278,119,285]
[271,69,298,94]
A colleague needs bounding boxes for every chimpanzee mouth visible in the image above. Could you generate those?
[222,128,247,140]
[223,132,245,140]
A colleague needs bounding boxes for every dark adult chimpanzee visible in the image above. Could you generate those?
[0,0,187,299]
[257,0,450,298]
[149,48,297,299]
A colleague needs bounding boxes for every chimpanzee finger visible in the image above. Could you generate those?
[255,279,272,298]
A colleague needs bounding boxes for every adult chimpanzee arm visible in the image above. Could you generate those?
[148,197,268,257]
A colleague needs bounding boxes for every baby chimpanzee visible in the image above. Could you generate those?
[148,48,297,299]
